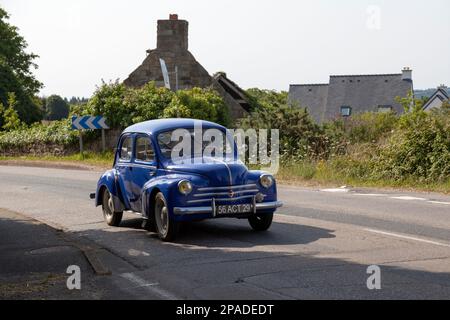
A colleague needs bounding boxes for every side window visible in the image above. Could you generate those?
[119,136,133,161]
[135,136,155,162]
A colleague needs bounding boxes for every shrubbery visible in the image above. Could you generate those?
[244,88,450,185]
[0,119,79,154]
[71,81,230,129]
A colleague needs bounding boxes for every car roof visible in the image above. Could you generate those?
[122,118,227,135]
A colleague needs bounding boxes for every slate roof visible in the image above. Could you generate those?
[288,72,414,123]
[422,88,449,111]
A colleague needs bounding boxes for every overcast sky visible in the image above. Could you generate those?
[2,0,449,98]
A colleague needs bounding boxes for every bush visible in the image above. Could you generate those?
[71,81,230,129]
[373,110,450,182]
[0,119,79,154]
[166,87,230,126]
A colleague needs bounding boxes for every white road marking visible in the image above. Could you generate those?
[364,228,450,248]
[390,196,427,201]
[320,188,349,193]
[428,201,450,205]
[120,272,179,299]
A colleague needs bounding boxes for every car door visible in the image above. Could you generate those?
[115,134,135,208]
[130,134,157,212]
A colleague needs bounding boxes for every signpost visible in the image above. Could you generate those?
[71,116,109,153]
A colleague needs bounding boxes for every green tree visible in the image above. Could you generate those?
[165,87,230,126]
[2,92,21,131]
[245,88,288,111]
[0,7,43,125]
[46,94,70,120]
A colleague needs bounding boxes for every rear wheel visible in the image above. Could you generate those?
[248,213,273,231]
[102,189,123,227]
[154,192,178,241]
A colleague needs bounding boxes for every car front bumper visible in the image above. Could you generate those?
[173,200,283,216]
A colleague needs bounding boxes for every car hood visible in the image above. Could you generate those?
[164,157,248,186]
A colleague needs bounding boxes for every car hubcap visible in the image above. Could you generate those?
[103,192,112,217]
[156,198,168,236]
[108,197,114,215]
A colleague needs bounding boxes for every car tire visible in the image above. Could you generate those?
[154,192,178,241]
[102,189,123,227]
[248,213,273,231]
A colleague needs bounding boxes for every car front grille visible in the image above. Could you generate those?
[187,184,259,204]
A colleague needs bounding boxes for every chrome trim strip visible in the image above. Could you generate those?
[116,163,157,170]
[187,195,255,204]
[193,189,259,198]
[196,184,257,192]
[173,201,283,215]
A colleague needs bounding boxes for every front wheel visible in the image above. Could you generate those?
[154,192,179,241]
[102,189,123,226]
[248,213,273,231]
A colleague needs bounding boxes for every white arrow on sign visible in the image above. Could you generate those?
[97,117,109,129]
[72,116,82,129]
[86,117,95,129]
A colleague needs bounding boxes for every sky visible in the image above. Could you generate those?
[2,0,449,98]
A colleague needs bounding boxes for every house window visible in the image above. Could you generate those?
[340,106,352,117]
[378,105,393,113]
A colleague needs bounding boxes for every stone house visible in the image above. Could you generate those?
[288,68,414,123]
[124,14,250,120]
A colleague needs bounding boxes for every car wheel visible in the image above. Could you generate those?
[248,213,273,231]
[154,192,178,241]
[102,189,123,227]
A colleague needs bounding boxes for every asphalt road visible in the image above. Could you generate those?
[0,165,449,299]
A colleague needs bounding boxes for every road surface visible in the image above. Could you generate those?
[0,165,449,299]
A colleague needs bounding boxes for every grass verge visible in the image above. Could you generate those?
[1,153,449,194]
[0,151,114,170]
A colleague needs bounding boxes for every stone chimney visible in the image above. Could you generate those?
[401,67,412,81]
[157,14,188,51]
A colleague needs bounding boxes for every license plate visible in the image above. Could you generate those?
[216,204,252,215]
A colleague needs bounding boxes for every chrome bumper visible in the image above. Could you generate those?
[173,200,283,216]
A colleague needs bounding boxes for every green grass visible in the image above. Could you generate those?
[0,151,114,169]
[276,160,450,194]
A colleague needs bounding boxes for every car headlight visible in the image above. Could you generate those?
[259,174,274,188]
[178,180,193,195]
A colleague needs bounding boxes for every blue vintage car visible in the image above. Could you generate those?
[92,118,282,241]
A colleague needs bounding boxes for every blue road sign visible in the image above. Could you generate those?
[71,116,109,130]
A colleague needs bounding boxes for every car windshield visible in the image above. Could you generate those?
[157,128,235,162]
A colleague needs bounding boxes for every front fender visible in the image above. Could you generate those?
[95,169,125,212]
[141,173,208,219]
